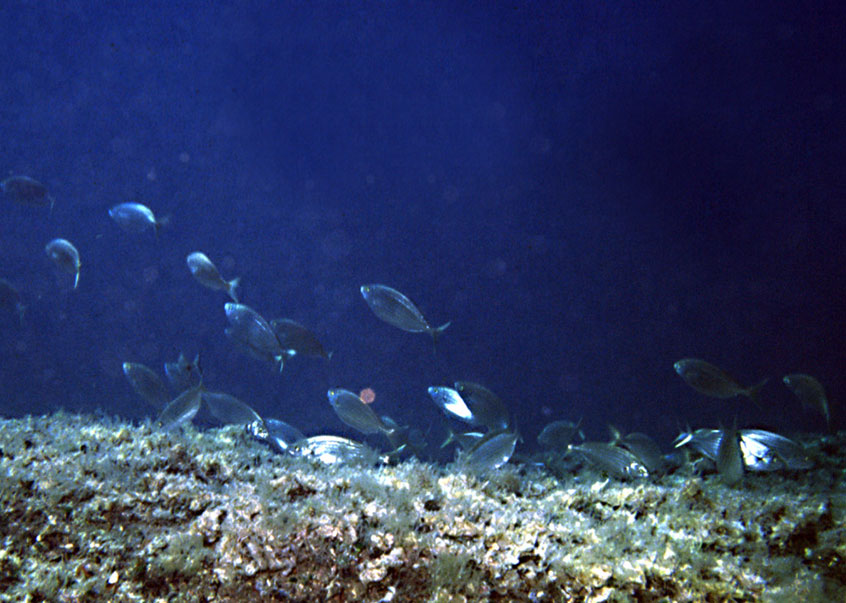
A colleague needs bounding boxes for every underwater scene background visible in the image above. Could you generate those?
[2,2,846,601]
[2,1,843,447]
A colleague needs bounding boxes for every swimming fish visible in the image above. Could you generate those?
[224,303,285,371]
[783,373,829,427]
[186,252,240,302]
[360,284,450,344]
[463,431,519,473]
[270,318,331,360]
[121,362,170,409]
[0,278,26,325]
[292,435,382,466]
[1,175,54,209]
[248,418,306,454]
[571,442,649,480]
[201,390,263,426]
[327,388,393,435]
[537,420,583,453]
[454,381,510,431]
[739,429,813,471]
[45,238,81,288]
[673,358,767,404]
[427,386,476,424]
[617,432,665,474]
[157,384,204,431]
[108,202,166,235]
[164,352,202,391]
[716,422,743,486]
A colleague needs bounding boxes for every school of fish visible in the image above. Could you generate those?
[1,174,833,481]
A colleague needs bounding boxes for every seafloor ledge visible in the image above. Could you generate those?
[0,413,843,602]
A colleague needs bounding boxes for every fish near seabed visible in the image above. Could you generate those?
[360,284,451,345]
[109,202,166,236]
[186,252,240,302]
[673,358,768,404]
[783,373,830,428]
[45,238,81,288]
[1,175,55,210]
[224,303,286,371]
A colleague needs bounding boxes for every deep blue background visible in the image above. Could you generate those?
[1,1,844,457]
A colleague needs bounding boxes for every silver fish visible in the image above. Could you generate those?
[441,428,485,450]
[248,418,306,454]
[158,384,203,431]
[164,352,202,391]
[537,420,583,453]
[186,252,240,302]
[783,373,829,427]
[293,435,381,466]
[109,202,165,235]
[0,278,26,325]
[1,175,54,209]
[45,238,81,288]
[454,381,510,431]
[427,386,475,424]
[327,388,392,435]
[618,432,665,474]
[674,358,767,404]
[202,390,263,426]
[122,362,170,409]
[360,284,450,344]
[572,442,649,479]
[270,318,331,360]
[224,303,285,371]
[739,430,813,471]
[463,431,519,473]
[716,423,743,486]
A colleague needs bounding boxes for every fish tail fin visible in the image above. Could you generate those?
[429,321,451,353]
[440,428,456,449]
[228,277,241,303]
[73,270,80,289]
[745,378,769,407]
[325,350,334,361]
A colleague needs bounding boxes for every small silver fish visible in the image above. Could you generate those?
[618,432,665,474]
[202,390,263,426]
[0,278,26,325]
[327,388,393,435]
[674,358,767,404]
[463,430,519,473]
[164,352,202,391]
[270,318,331,360]
[360,284,450,344]
[572,442,649,479]
[157,384,204,431]
[292,435,382,466]
[783,373,829,427]
[224,303,285,371]
[108,202,165,235]
[122,362,170,409]
[248,418,306,454]
[441,428,485,450]
[186,252,240,302]
[716,422,743,486]
[537,420,583,453]
[45,238,81,288]
[454,381,510,431]
[1,175,54,209]
[427,386,476,424]
[739,429,813,471]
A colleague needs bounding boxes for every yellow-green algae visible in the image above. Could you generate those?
[1,412,844,602]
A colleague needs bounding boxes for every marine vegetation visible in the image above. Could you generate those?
[1,412,844,602]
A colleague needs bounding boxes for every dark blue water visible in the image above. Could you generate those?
[1,2,843,455]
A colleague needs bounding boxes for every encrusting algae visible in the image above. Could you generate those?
[1,412,845,602]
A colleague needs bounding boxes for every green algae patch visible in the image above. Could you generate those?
[1,412,844,602]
